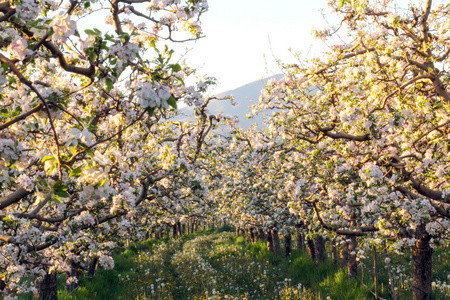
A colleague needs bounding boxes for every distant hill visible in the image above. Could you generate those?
[178,74,284,129]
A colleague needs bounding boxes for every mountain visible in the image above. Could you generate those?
[178,74,284,129]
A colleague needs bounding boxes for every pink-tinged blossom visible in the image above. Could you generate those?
[7,38,32,60]
[50,14,76,43]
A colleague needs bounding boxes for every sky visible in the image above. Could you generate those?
[173,0,333,94]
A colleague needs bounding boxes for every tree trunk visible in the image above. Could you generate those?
[306,237,316,261]
[373,245,379,300]
[272,228,281,257]
[258,228,266,241]
[34,274,57,300]
[235,227,240,236]
[267,230,274,253]
[65,261,81,292]
[172,223,177,238]
[383,240,398,300]
[88,257,98,278]
[331,239,338,264]
[284,233,292,258]
[339,242,348,268]
[296,231,303,251]
[248,227,255,243]
[412,224,433,300]
[315,235,326,264]
[176,221,181,236]
[347,236,358,279]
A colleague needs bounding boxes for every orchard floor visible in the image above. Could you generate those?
[54,227,449,300]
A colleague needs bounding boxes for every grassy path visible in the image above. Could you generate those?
[60,231,318,300]
[57,229,450,300]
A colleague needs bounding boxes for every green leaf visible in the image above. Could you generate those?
[167,96,177,109]
[8,75,16,84]
[42,155,55,162]
[85,29,96,36]
[55,190,70,198]
[105,77,113,93]
[69,167,82,178]
[1,63,8,73]
[146,107,155,116]
[171,64,182,73]
[99,178,108,187]
[52,196,63,203]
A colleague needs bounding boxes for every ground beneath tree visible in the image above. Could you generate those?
[59,229,449,300]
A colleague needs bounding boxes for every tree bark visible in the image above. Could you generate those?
[373,245,379,300]
[383,240,398,300]
[315,235,326,264]
[284,233,292,258]
[258,228,266,241]
[172,223,177,238]
[267,230,274,253]
[176,221,181,236]
[347,236,358,279]
[296,231,305,252]
[65,261,81,292]
[331,239,338,264]
[88,257,98,278]
[34,273,57,300]
[306,237,316,261]
[412,224,433,300]
[272,228,281,257]
[248,227,255,243]
[339,241,348,268]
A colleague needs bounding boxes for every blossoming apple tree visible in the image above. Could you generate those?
[0,0,227,298]
[248,0,450,299]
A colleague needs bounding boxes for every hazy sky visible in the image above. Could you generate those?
[176,0,332,93]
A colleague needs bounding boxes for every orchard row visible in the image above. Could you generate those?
[0,0,449,299]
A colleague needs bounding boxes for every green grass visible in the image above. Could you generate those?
[48,228,449,300]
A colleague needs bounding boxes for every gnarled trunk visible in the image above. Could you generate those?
[331,239,338,264]
[272,228,281,257]
[257,228,266,241]
[34,273,57,300]
[306,237,316,261]
[267,230,274,253]
[373,246,379,300]
[347,236,357,279]
[88,257,98,278]
[412,224,433,300]
[65,261,81,292]
[296,231,305,252]
[284,233,292,258]
[339,241,348,268]
[248,227,255,243]
[315,235,326,264]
